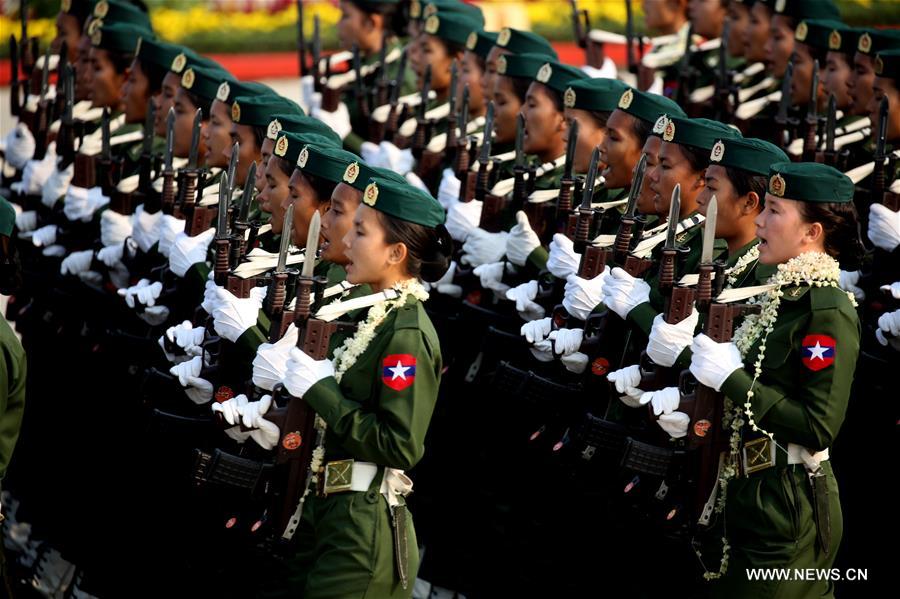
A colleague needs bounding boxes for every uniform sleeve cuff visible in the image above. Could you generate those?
[303,375,343,424]
[234,324,267,360]
[626,302,657,337]
[526,245,549,273]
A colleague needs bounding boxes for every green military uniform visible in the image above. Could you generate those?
[0,199,26,480]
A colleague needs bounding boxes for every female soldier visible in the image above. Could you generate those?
[277,175,451,598]
[688,162,861,596]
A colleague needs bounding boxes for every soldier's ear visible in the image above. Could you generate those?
[742,191,761,215]
[387,240,408,267]
[803,220,824,246]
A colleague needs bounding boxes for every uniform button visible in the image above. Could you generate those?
[366,490,378,503]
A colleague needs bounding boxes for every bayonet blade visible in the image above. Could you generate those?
[226,141,239,190]
[825,94,836,153]
[39,45,50,102]
[876,95,888,159]
[580,146,601,210]
[514,113,525,168]
[352,43,363,96]
[301,210,320,277]
[164,106,175,170]
[238,161,256,222]
[807,59,819,121]
[101,107,111,158]
[623,152,648,218]
[389,47,408,104]
[64,64,74,122]
[277,203,294,273]
[701,194,717,264]
[188,108,202,168]
[448,59,458,117]
[216,177,229,238]
[419,64,432,119]
[142,98,155,154]
[377,31,389,85]
[563,118,579,179]
[478,101,495,163]
[664,183,681,249]
[776,61,793,123]
[459,84,470,137]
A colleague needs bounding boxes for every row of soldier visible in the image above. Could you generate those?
[1,0,899,597]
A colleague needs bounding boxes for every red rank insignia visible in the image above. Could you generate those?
[801,334,836,371]
[382,354,417,391]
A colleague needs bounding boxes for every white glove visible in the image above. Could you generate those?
[212,285,266,342]
[446,199,482,243]
[60,249,94,275]
[643,386,681,417]
[689,334,744,392]
[657,411,690,438]
[461,229,509,267]
[160,320,206,361]
[97,242,124,267]
[437,167,462,209]
[424,260,462,297]
[310,94,352,140]
[299,75,315,112]
[563,268,609,321]
[560,351,589,373]
[881,282,900,299]
[201,278,222,315]
[15,210,37,232]
[240,394,281,450]
[548,327,583,356]
[252,323,299,391]
[169,355,214,404]
[42,162,73,208]
[64,186,108,222]
[169,228,215,277]
[117,279,162,308]
[529,338,555,362]
[473,261,510,293]
[31,224,58,247]
[156,214,186,257]
[360,141,381,165]
[602,267,651,319]
[138,305,171,326]
[608,364,646,408]
[283,346,336,398]
[131,205,162,252]
[520,317,552,344]
[212,393,249,427]
[377,141,415,175]
[837,270,865,302]
[42,244,66,258]
[4,123,35,168]
[646,309,699,367]
[876,309,900,349]
[506,280,545,320]
[100,209,134,247]
[15,143,56,194]
[547,234,580,279]
[506,211,541,267]
[868,203,900,252]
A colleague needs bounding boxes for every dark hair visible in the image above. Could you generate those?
[587,109,612,129]
[630,115,653,145]
[679,143,709,172]
[274,156,294,178]
[183,89,212,121]
[135,56,168,95]
[507,75,531,103]
[301,171,338,205]
[377,213,452,282]
[0,236,22,296]
[539,84,565,113]
[109,51,135,75]
[434,37,467,60]
[251,125,266,152]
[725,167,767,203]
[351,0,406,37]
[798,201,865,271]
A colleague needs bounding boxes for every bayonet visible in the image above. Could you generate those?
[9,35,20,117]
[302,210,321,277]
[562,119,579,181]
[352,43,364,103]
[312,15,322,85]
[188,107,202,169]
[418,64,432,120]
[238,162,256,223]
[873,96,889,201]
[673,25,695,106]
[625,153,648,219]
[164,106,175,171]
[38,44,50,103]
[448,60,458,119]
[802,59,820,161]
[142,98,155,155]
[514,113,525,169]
[613,152,648,263]
[226,141,239,191]
[774,59,794,150]
[663,184,682,250]
[573,147,601,253]
[216,177,229,239]
[459,84,470,140]
[213,176,231,284]
[101,107,111,160]
[477,101,495,165]
[276,203,294,274]
[625,0,637,75]
[700,195,717,265]
[389,46,408,105]
[825,93,836,155]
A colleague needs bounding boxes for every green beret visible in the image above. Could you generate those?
[658,116,741,151]
[874,49,900,81]
[773,0,840,22]
[563,77,630,112]
[181,65,232,103]
[215,79,275,105]
[418,0,484,27]
[361,177,446,227]
[169,47,220,75]
[615,86,686,125]
[272,131,341,165]
[333,160,407,192]
[295,144,365,186]
[496,52,555,80]
[709,137,788,176]
[90,22,153,55]
[753,0,777,10]
[91,0,152,31]
[823,23,863,56]
[531,59,588,94]
[422,12,482,47]
[231,94,302,128]
[767,161,853,203]
[61,0,97,25]
[465,30,498,59]
[856,29,900,56]
[0,196,15,237]
[135,36,181,71]
[266,113,341,147]
[795,19,844,51]
[495,28,558,60]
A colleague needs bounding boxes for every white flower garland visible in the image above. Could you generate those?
[725,245,760,288]
[700,251,855,581]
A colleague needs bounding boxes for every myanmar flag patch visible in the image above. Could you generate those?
[801,334,836,371]
[382,354,417,391]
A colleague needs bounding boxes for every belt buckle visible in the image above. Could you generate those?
[742,436,776,476]
[323,459,355,495]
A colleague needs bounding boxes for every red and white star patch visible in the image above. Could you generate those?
[801,334,836,371]
[382,354,417,391]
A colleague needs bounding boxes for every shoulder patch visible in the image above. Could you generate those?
[801,334,835,371]
[382,354,417,391]
[781,285,810,302]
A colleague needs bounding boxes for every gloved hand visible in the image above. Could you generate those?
[60,249,94,276]
[138,305,171,326]
[97,242,128,267]
[252,323,299,391]
[548,327,583,356]
[42,244,66,258]
[608,364,646,408]
[657,411,690,438]
[520,317,552,344]
[169,228,215,277]
[42,162,74,208]
[64,186,108,222]
[14,143,57,194]
[461,228,509,267]
[868,203,900,252]
[560,352,589,373]
[547,234,581,279]
[405,171,429,193]
[602,267,651,319]
[169,355,214,404]
[423,261,462,297]
[529,338,554,362]
[100,209,134,247]
[563,268,609,321]
[3,122,35,168]
[506,211,541,267]
[212,285,266,342]
[201,278,222,315]
[437,167,462,209]
[506,280,545,320]
[239,394,281,450]
[31,224,58,247]
[876,309,900,350]
[212,393,249,427]
[377,141,415,175]
[310,94,352,140]
[643,386,681,417]
[473,261,510,294]
[118,279,163,308]
[881,282,900,299]
[283,347,336,398]
[299,75,315,112]
[160,319,206,362]
[689,334,744,391]
[646,309,700,367]
[360,141,381,165]
[156,214,186,257]
[131,204,162,252]
[445,199,482,243]
[15,210,37,232]
[838,270,865,302]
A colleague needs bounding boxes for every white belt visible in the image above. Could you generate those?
[347,461,379,492]
[787,443,829,466]
[336,461,414,507]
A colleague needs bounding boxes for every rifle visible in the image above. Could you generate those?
[20,0,35,76]
[373,30,391,110]
[382,47,409,143]
[213,176,232,286]
[352,43,369,121]
[312,15,322,92]
[53,40,68,120]
[625,0,638,76]
[553,119,580,238]
[56,65,76,168]
[672,25,696,107]
[31,46,52,160]
[296,0,306,77]
[802,59,821,162]
[445,59,460,161]
[230,161,256,267]
[818,94,837,167]
[453,84,471,175]
[410,65,432,159]
[263,203,297,342]
[479,110,520,232]
[472,101,495,204]
[872,96,889,204]
[713,20,734,122]
[773,59,796,151]
[178,108,204,228]
[95,107,121,196]
[161,107,178,215]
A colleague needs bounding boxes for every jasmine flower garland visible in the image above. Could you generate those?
[724,245,760,288]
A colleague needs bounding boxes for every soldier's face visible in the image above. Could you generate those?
[54,12,81,64]
[337,0,374,52]
[259,157,291,235]
[419,35,458,98]
[700,165,759,241]
[638,136,661,215]
[871,77,900,142]
[745,2,771,64]
[460,51,486,115]
[89,47,126,110]
[652,142,705,217]
[155,72,181,137]
[343,204,406,287]
[204,100,232,169]
[849,53,875,117]
[493,76,522,146]
[321,183,362,264]
[482,47,507,105]
[122,59,150,124]
[642,0,686,34]
[287,170,330,247]
[790,44,821,108]
[228,123,261,187]
[823,52,853,111]
[599,110,643,190]
[257,138,275,193]
[172,90,205,158]
[688,0,726,40]
[564,108,608,174]
[766,15,795,79]
[75,35,93,102]
[756,196,821,265]
[522,83,566,161]
[725,0,749,58]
